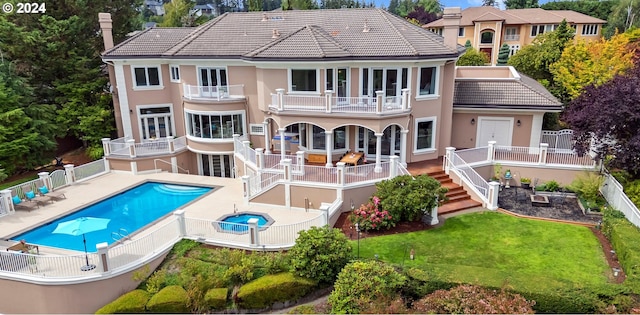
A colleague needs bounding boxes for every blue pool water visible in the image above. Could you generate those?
[220,214,268,232]
[13,182,212,252]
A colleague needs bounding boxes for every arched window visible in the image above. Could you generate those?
[480,31,494,44]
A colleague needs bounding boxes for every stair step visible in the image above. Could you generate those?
[438,199,483,215]
[445,190,468,198]
[445,194,471,203]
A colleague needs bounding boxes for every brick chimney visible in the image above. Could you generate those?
[98,12,114,51]
[442,7,461,51]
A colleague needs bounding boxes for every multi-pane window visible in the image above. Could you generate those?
[133,66,160,87]
[312,125,325,150]
[418,67,437,96]
[428,28,443,35]
[530,24,558,37]
[186,112,244,139]
[139,106,173,140]
[509,44,520,56]
[582,24,598,35]
[170,66,180,82]
[480,31,494,44]
[291,69,317,92]
[361,67,409,97]
[505,27,519,41]
[333,126,346,150]
[458,27,465,37]
[414,118,435,152]
[199,68,227,87]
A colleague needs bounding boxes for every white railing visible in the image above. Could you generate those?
[0,250,101,278]
[270,92,410,114]
[331,96,376,113]
[504,34,520,41]
[344,162,390,184]
[397,163,411,176]
[153,159,190,174]
[263,154,296,169]
[234,136,245,156]
[279,94,326,111]
[134,141,169,156]
[450,152,489,201]
[50,169,67,190]
[455,147,489,165]
[185,217,252,245]
[292,165,338,185]
[174,136,187,149]
[258,213,325,246]
[182,84,245,101]
[75,159,107,182]
[107,136,188,158]
[546,148,595,167]
[7,177,44,200]
[250,172,283,197]
[108,219,181,270]
[541,129,574,151]
[108,136,130,155]
[494,146,539,164]
[601,173,640,227]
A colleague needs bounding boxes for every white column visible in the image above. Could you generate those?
[64,164,76,185]
[127,139,136,158]
[241,175,250,205]
[278,128,286,161]
[400,129,409,167]
[389,156,398,178]
[281,158,292,181]
[233,134,241,155]
[101,138,111,156]
[325,90,333,113]
[96,242,110,273]
[336,162,346,186]
[248,218,260,246]
[170,157,178,173]
[401,88,410,110]
[256,148,264,170]
[0,189,14,213]
[539,143,549,165]
[167,136,175,153]
[38,172,52,190]
[325,130,333,168]
[296,151,305,175]
[174,209,187,236]
[376,91,384,114]
[487,140,496,162]
[263,121,271,154]
[374,132,383,173]
[130,161,138,175]
[103,157,110,172]
[276,88,285,111]
[487,181,500,210]
[445,147,456,175]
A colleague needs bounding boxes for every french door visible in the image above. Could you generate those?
[199,153,234,178]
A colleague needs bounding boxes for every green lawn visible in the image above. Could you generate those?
[353,211,611,293]
[0,175,38,190]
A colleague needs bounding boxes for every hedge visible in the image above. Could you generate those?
[602,209,640,291]
[236,272,316,309]
[204,288,228,310]
[146,285,189,313]
[95,289,150,314]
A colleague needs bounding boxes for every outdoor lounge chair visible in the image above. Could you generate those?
[35,180,66,201]
[11,190,39,212]
[22,184,53,206]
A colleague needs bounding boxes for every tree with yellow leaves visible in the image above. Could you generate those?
[550,29,640,102]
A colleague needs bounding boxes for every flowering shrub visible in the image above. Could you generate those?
[349,196,394,231]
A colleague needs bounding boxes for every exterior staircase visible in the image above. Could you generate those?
[407,161,483,216]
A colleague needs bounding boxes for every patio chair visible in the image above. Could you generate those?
[22,184,53,206]
[10,190,39,212]
[36,180,66,201]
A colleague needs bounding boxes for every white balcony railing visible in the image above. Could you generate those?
[269,89,411,115]
[183,84,245,101]
[504,34,520,41]
[104,136,188,158]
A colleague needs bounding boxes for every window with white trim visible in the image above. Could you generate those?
[290,69,317,92]
[458,27,465,37]
[480,31,494,44]
[505,27,519,41]
[186,111,245,139]
[509,44,520,56]
[333,126,347,150]
[170,66,180,82]
[414,117,436,152]
[428,28,443,36]
[418,66,437,96]
[139,106,174,140]
[249,124,264,135]
[582,24,598,35]
[360,67,409,97]
[530,24,558,37]
[133,66,161,87]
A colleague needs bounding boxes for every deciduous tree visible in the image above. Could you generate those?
[456,46,490,66]
[540,0,615,22]
[562,64,640,177]
[288,226,351,284]
[504,0,539,9]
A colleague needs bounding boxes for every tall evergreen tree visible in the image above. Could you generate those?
[504,0,539,9]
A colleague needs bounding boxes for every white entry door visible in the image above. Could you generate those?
[476,117,513,147]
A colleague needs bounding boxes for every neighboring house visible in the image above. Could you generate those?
[144,0,165,16]
[98,7,560,179]
[424,6,606,65]
[193,4,219,17]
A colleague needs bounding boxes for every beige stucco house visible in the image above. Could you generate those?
[424,6,606,65]
[100,7,561,179]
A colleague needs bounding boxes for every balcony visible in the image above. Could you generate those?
[103,136,188,158]
[268,89,411,115]
[504,34,520,41]
[183,84,245,101]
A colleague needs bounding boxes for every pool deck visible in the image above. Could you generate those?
[0,172,322,253]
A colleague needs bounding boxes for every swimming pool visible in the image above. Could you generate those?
[12,182,212,252]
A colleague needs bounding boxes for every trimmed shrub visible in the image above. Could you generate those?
[95,289,150,314]
[146,285,189,313]
[289,225,351,284]
[204,288,228,310]
[413,284,535,314]
[374,174,448,223]
[602,208,640,291]
[236,272,317,310]
[328,261,406,314]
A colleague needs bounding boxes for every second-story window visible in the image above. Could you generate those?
[133,66,161,87]
[291,69,317,92]
[458,27,465,37]
[531,24,558,37]
[582,24,598,35]
[505,27,519,41]
[480,31,494,44]
[418,67,437,96]
[170,66,180,82]
[199,68,228,88]
[186,111,244,140]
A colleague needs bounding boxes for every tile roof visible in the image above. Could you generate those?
[425,7,605,27]
[104,8,466,60]
[105,28,196,57]
[453,73,562,111]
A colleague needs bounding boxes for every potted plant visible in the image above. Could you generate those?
[521,177,531,189]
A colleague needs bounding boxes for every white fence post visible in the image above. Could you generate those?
[325,90,333,113]
[487,141,496,162]
[281,159,292,182]
[487,181,500,210]
[103,157,111,172]
[401,88,410,110]
[233,134,241,157]
[64,164,76,185]
[336,162,346,186]
[248,218,260,246]
[389,156,398,178]
[167,136,175,153]
[539,143,549,165]
[256,148,264,170]
[127,139,136,158]
[38,172,52,190]
[445,147,456,175]
[96,242,110,273]
[174,210,186,237]
[101,138,111,156]
[0,189,14,213]
[296,151,305,175]
[376,90,384,114]
[276,88,285,111]
[243,140,251,164]
[242,175,250,205]
[170,157,178,173]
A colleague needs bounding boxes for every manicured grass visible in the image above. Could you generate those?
[0,175,39,190]
[354,211,611,293]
